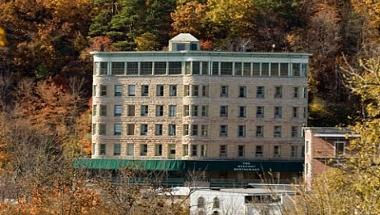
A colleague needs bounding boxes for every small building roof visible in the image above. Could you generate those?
[169,33,199,42]
[303,127,359,138]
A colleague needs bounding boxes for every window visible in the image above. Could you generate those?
[291,126,298,137]
[140,124,148,135]
[201,106,208,117]
[239,106,246,118]
[155,124,163,136]
[220,105,228,117]
[184,105,190,116]
[127,143,134,156]
[190,43,198,50]
[140,105,148,116]
[154,62,166,75]
[168,124,176,136]
[191,85,199,97]
[256,86,265,98]
[197,197,205,208]
[293,107,298,118]
[169,85,177,96]
[100,85,107,96]
[202,85,209,97]
[303,87,307,98]
[213,197,220,209]
[293,87,299,98]
[92,123,96,135]
[201,125,208,137]
[168,62,182,74]
[140,62,152,75]
[238,145,245,157]
[100,62,108,75]
[112,62,124,75]
[274,106,282,119]
[274,86,282,98]
[273,145,281,157]
[261,63,269,76]
[243,62,251,76]
[256,126,264,137]
[192,61,200,74]
[239,86,247,98]
[128,85,135,96]
[253,63,260,76]
[114,123,122,135]
[184,85,190,96]
[305,141,309,153]
[114,105,122,116]
[176,43,185,51]
[183,124,189,136]
[301,63,308,76]
[156,85,164,96]
[271,63,279,76]
[212,62,219,75]
[274,126,282,138]
[155,144,163,156]
[114,85,123,96]
[200,145,206,157]
[220,125,228,137]
[256,106,264,118]
[169,105,176,117]
[99,123,106,135]
[235,62,242,76]
[220,86,228,97]
[293,63,300,76]
[92,104,97,116]
[92,85,97,97]
[127,105,135,116]
[280,63,289,76]
[291,146,297,158]
[303,107,307,118]
[238,125,246,137]
[127,124,135,135]
[191,105,198,117]
[100,105,107,116]
[221,62,233,75]
[113,143,121,156]
[191,145,198,156]
[156,105,164,117]
[335,141,345,156]
[183,144,189,156]
[202,62,209,75]
[126,62,138,75]
[141,85,149,96]
[191,124,198,136]
[255,145,263,157]
[219,145,227,157]
[99,144,106,155]
[301,146,305,157]
[140,144,148,156]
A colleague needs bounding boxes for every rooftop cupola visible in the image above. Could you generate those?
[168,33,200,51]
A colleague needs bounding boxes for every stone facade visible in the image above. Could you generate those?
[91,48,310,162]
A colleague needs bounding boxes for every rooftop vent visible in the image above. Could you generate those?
[168,33,200,51]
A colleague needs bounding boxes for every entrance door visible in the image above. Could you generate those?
[168,144,176,159]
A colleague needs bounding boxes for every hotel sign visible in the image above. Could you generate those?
[233,162,261,171]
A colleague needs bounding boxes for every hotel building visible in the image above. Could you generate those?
[84,34,311,183]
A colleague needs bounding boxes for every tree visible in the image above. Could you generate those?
[0,27,6,47]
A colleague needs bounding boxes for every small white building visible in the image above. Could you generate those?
[190,186,295,215]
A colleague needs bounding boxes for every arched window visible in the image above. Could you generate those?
[197,197,205,208]
[212,211,219,215]
[213,197,220,209]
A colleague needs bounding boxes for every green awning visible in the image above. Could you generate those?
[74,159,303,172]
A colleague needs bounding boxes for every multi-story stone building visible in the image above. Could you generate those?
[83,34,310,184]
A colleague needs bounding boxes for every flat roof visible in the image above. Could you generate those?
[90,51,312,58]
[303,127,359,138]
